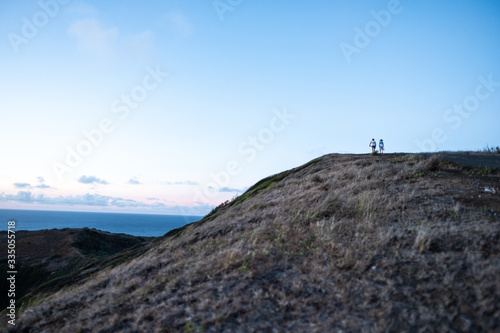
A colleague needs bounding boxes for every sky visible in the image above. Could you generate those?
[1,0,499,215]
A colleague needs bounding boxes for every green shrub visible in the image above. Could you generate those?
[465,167,498,176]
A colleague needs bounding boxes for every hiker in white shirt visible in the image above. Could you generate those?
[369,139,377,153]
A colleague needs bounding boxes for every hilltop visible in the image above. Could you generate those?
[7,152,500,332]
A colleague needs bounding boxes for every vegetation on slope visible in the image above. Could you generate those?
[0,228,154,315]
[11,153,500,332]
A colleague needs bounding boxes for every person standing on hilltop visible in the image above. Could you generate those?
[369,138,377,153]
[379,139,385,154]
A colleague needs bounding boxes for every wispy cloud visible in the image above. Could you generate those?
[68,18,118,58]
[164,180,199,186]
[219,187,246,193]
[36,177,53,189]
[128,177,141,185]
[67,4,157,62]
[15,178,54,190]
[162,10,193,36]
[14,182,31,189]
[78,175,109,185]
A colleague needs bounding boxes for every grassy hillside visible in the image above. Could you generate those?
[10,153,500,332]
[0,228,154,318]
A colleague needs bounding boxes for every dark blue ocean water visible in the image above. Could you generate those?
[0,209,203,237]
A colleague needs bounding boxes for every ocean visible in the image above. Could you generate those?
[0,209,203,237]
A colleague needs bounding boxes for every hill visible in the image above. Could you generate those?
[7,153,500,332]
[0,228,154,318]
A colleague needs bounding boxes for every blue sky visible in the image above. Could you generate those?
[1,0,499,215]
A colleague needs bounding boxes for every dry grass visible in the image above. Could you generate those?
[11,153,500,332]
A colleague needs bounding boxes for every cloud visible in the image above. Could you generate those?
[219,187,246,193]
[7,191,109,206]
[14,182,32,189]
[127,177,141,185]
[0,191,211,215]
[68,18,118,58]
[164,180,199,186]
[2,191,34,202]
[35,177,54,189]
[163,10,193,36]
[67,4,156,62]
[0,191,145,208]
[14,177,54,190]
[78,175,109,185]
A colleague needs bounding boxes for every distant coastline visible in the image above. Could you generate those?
[0,209,202,237]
